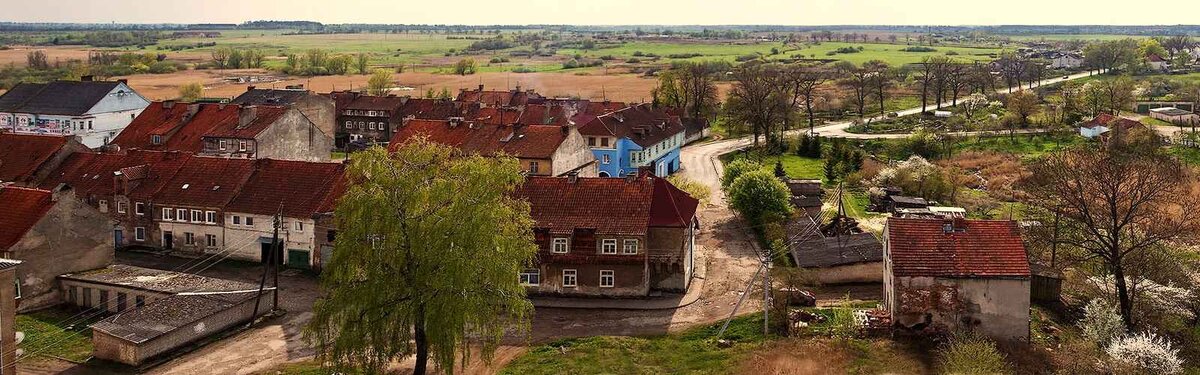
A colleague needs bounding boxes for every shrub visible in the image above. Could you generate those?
[511,67,535,73]
[901,46,938,52]
[728,170,792,225]
[1078,299,1125,347]
[666,175,711,205]
[735,54,760,62]
[936,331,1011,375]
[625,58,641,64]
[562,59,580,69]
[1105,332,1184,374]
[721,159,761,189]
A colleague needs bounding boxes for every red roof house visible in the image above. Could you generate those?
[0,133,87,185]
[389,119,597,177]
[883,217,1031,341]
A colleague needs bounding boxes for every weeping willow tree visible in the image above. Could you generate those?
[305,140,537,374]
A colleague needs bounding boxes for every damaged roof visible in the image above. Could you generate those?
[886,218,1030,278]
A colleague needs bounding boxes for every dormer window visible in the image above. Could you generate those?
[151,135,162,145]
[219,140,227,150]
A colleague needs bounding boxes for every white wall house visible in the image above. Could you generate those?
[1049,54,1083,69]
[0,79,149,148]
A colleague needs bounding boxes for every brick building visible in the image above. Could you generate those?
[389,119,598,177]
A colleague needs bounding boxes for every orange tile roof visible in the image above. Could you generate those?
[886,218,1030,278]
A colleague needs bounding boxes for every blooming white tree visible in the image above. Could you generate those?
[1078,299,1125,347]
[1105,332,1184,374]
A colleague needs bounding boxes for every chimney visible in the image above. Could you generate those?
[185,103,201,121]
[478,84,485,92]
[80,75,94,82]
[567,171,579,183]
[162,100,176,109]
[117,78,128,85]
[247,85,256,92]
[514,85,522,92]
[238,105,258,129]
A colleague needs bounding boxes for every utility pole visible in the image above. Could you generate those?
[762,253,770,336]
[272,205,281,312]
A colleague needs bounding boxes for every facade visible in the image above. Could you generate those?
[223,159,344,268]
[389,119,598,177]
[1149,106,1200,126]
[0,259,19,375]
[0,133,88,186]
[111,102,333,162]
[456,85,544,109]
[0,79,149,148]
[1079,113,1146,139]
[0,186,114,311]
[149,157,255,256]
[577,104,687,177]
[59,265,273,366]
[1147,54,1170,72]
[883,217,1031,341]
[231,86,337,139]
[328,93,407,148]
[513,172,699,297]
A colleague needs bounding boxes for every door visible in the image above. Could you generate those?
[260,242,274,264]
[287,249,311,269]
[113,229,124,248]
[163,231,173,250]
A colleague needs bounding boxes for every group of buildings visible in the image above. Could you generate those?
[0,78,708,366]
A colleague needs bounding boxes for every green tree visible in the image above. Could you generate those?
[1005,90,1040,126]
[454,58,477,75]
[721,158,762,189]
[356,53,370,74]
[728,170,792,225]
[305,143,536,374]
[178,82,203,102]
[366,69,393,96]
[227,49,244,69]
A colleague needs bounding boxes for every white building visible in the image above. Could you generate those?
[0,78,149,148]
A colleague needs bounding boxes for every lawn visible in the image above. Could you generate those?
[16,308,102,363]
[721,151,825,181]
[953,133,1083,158]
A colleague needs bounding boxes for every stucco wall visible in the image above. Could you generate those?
[807,262,884,285]
[551,128,599,177]
[8,192,114,311]
[891,276,1031,341]
[223,213,317,265]
[254,108,333,162]
[646,226,692,292]
[526,263,648,297]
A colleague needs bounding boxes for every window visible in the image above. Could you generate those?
[176,209,187,222]
[246,217,254,226]
[185,232,195,245]
[117,201,127,214]
[151,134,162,145]
[134,227,146,241]
[219,140,227,150]
[135,295,145,307]
[98,200,108,213]
[600,138,609,147]
[206,234,217,247]
[88,120,93,130]
[135,202,145,216]
[562,269,577,287]
[82,287,92,307]
[601,239,617,254]
[588,137,596,146]
[99,290,109,309]
[344,121,352,129]
[519,269,540,286]
[623,239,639,254]
[162,207,173,221]
[116,292,127,312]
[233,215,241,225]
[67,287,77,303]
[602,154,611,164]
[369,122,377,130]
[529,161,539,174]
[239,141,248,152]
[552,238,569,253]
[294,221,304,231]
[599,270,615,288]
[191,210,202,222]
[205,211,216,224]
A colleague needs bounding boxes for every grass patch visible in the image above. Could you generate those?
[720,151,825,182]
[254,360,363,375]
[952,133,1082,158]
[16,308,102,363]
[1167,146,1200,165]
[502,315,769,374]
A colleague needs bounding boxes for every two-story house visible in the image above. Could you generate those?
[513,171,700,297]
[223,159,345,269]
[110,102,332,161]
[389,119,597,177]
[329,93,407,148]
[0,78,150,148]
[456,85,544,109]
[577,104,686,177]
[150,156,255,256]
[232,86,337,139]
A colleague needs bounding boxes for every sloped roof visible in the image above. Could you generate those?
[514,174,698,236]
[0,133,69,183]
[0,80,126,115]
[886,218,1030,278]
[793,232,883,268]
[226,159,345,218]
[343,95,406,112]
[202,106,289,139]
[151,156,254,208]
[0,187,54,250]
[397,98,463,120]
[466,106,523,126]
[1081,113,1144,132]
[578,104,686,148]
[38,150,188,199]
[456,89,543,108]
[388,119,569,160]
[231,88,313,106]
[111,102,289,152]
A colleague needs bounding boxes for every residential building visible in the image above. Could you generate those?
[223,159,345,269]
[0,78,149,148]
[513,172,700,297]
[0,259,19,375]
[231,86,337,139]
[149,157,255,256]
[329,93,407,148]
[1079,113,1146,139]
[389,119,598,177]
[577,104,687,177]
[1147,54,1170,72]
[788,219,883,285]
[883,217,1031,341]
[456,85,544,109]
[0,133,87,186]
[110,101,332,161]
[0,186,113,311]
[60,265,273,366]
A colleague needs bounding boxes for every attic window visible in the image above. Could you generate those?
[182,184,190,190]
[151,135,163,145]
[212,185,220,191]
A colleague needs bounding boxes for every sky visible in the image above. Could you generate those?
[4,0,1200,26]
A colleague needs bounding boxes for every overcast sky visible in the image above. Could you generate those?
[5,0,1200,25]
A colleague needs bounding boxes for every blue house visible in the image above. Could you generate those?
[576,104,686,177]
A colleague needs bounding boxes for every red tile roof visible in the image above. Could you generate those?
[111,102,289,152]
[514,175,699,236]
[0,133,69,183]
[886,218,1030,278]
[343,95,406,112]
[202,105,289,139]
[226,159,345,218]
[388,119,569,160]
[578,104,686,148]
[0,187,54,250]
[39,150,188,199]
[1081,113,1144,132]
[150,156,254,208]
[467,106,523,126]
[398,98,463,120]
[456,89,543,108]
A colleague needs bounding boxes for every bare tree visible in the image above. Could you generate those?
[211,47,231,69]
[728,63,788,147]
[781,63,835,134]
[945,63,969,107]
[865,60,893,115]
[835,61,871,118]
[1023,140,1198,327]
[914,57,939,113]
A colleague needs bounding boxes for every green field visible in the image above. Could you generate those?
[1007,34,1148,41]
[16,308,101,363]
[564,41,1001,66]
